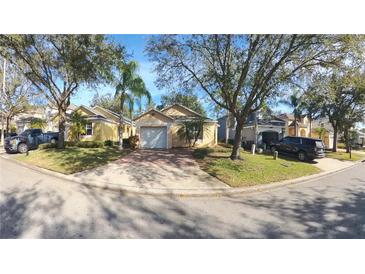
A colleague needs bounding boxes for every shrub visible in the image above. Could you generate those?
[39,143,57,150]
[123,138,130,148]
[77,141,104,148]
[128,135,139,149]
[193,147,214,159]
[66,141,79,147]
[104,140,113,147]
[337,143,346,149]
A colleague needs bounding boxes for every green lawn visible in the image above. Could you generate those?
[193,146,320,187]
[16,147,130,174]
[326,151,365,161]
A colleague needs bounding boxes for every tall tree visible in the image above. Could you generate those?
[90,92,120,113]
[147,35,348,160]
[0,59,34,133]
[114,61,151,149]
[279,92,303,136]
[30,117,47,129]
[314,70,365,152]
[300,88,322,137]
[157,91,206,116]
[0,34,124,148]
[68,111,87,142]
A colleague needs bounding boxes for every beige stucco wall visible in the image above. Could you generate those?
[136,112,172,125]
[77,121,119,142]
[162,105,198,117]
[171,123,217,148]
[135,108,217,148]
[311,129,333,149]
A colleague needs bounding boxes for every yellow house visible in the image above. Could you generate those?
[134,104,218,149]
[68,105,135,142]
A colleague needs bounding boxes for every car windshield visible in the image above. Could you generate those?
[315,141,324,148]
[19,129,31,136]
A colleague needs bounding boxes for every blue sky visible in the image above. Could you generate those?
[71,34,167,109]
[71,34,292,118]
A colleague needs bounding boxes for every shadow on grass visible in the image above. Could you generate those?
[28,147,131,174]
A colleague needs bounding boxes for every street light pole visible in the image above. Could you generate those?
[1,58,6,146]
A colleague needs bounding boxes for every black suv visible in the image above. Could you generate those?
[271,136,325,161]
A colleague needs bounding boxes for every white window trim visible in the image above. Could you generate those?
[81,122,93,137]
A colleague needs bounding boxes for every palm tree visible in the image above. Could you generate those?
[68,111,86,142]
[301,88,322,137]
[280,93,303,137]
[114,61,151,149]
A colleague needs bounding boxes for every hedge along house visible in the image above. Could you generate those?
[134,103,218,149]
[68,105,135,142]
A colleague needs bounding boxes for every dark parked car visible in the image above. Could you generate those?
[271,136,325,161]
[4,128,58,154]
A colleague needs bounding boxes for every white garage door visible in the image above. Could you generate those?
[140,127,167,149]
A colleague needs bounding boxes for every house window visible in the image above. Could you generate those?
[82,122,93,136]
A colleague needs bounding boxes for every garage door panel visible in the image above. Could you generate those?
[140,127,167,149]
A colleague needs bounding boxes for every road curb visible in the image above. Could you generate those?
[1,154,363,197]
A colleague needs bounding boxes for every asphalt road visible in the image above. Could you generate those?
[0,157,364,238]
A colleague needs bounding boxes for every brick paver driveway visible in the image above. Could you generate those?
[71,149,228,190]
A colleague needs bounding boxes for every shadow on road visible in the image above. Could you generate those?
[1,173,364,238]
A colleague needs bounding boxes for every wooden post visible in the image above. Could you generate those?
[273,151,278,160]
[251,144,256,155]
[349,145,352,160]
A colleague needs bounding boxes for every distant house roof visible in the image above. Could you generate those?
[135,104,217,123]
[73,105,133,125]
[218,112,285,127]
[92,105,133,124]
[288,120,307,128]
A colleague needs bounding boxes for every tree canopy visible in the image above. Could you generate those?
[114,61,151,149]
[312,69,365,151]
[0,34,124,148]
[157,91,206,116]
[146,34,351,159]
[90,92,120,113]
[0,59,36,133]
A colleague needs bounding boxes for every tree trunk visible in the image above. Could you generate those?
[58,108,66,149]
[6,116,10,134]
[294,119,298,137]
[309,115,312,138]
[0,116,4,145]
[344,128,350,153]
[230,119,244,160]
[119,97,125,150]
[332,126,338,152]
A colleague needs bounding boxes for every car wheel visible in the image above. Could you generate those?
[298,151,306,161]
[18,143,28,154]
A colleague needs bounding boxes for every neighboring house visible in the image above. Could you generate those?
[310,117,334,149]
[218,112,286,148]
[134,103,218,149]
[218,111,336,149]
[69,105,135,142]
[13,104,78,134]
[355,130,365,147]
[277,113,311,137]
